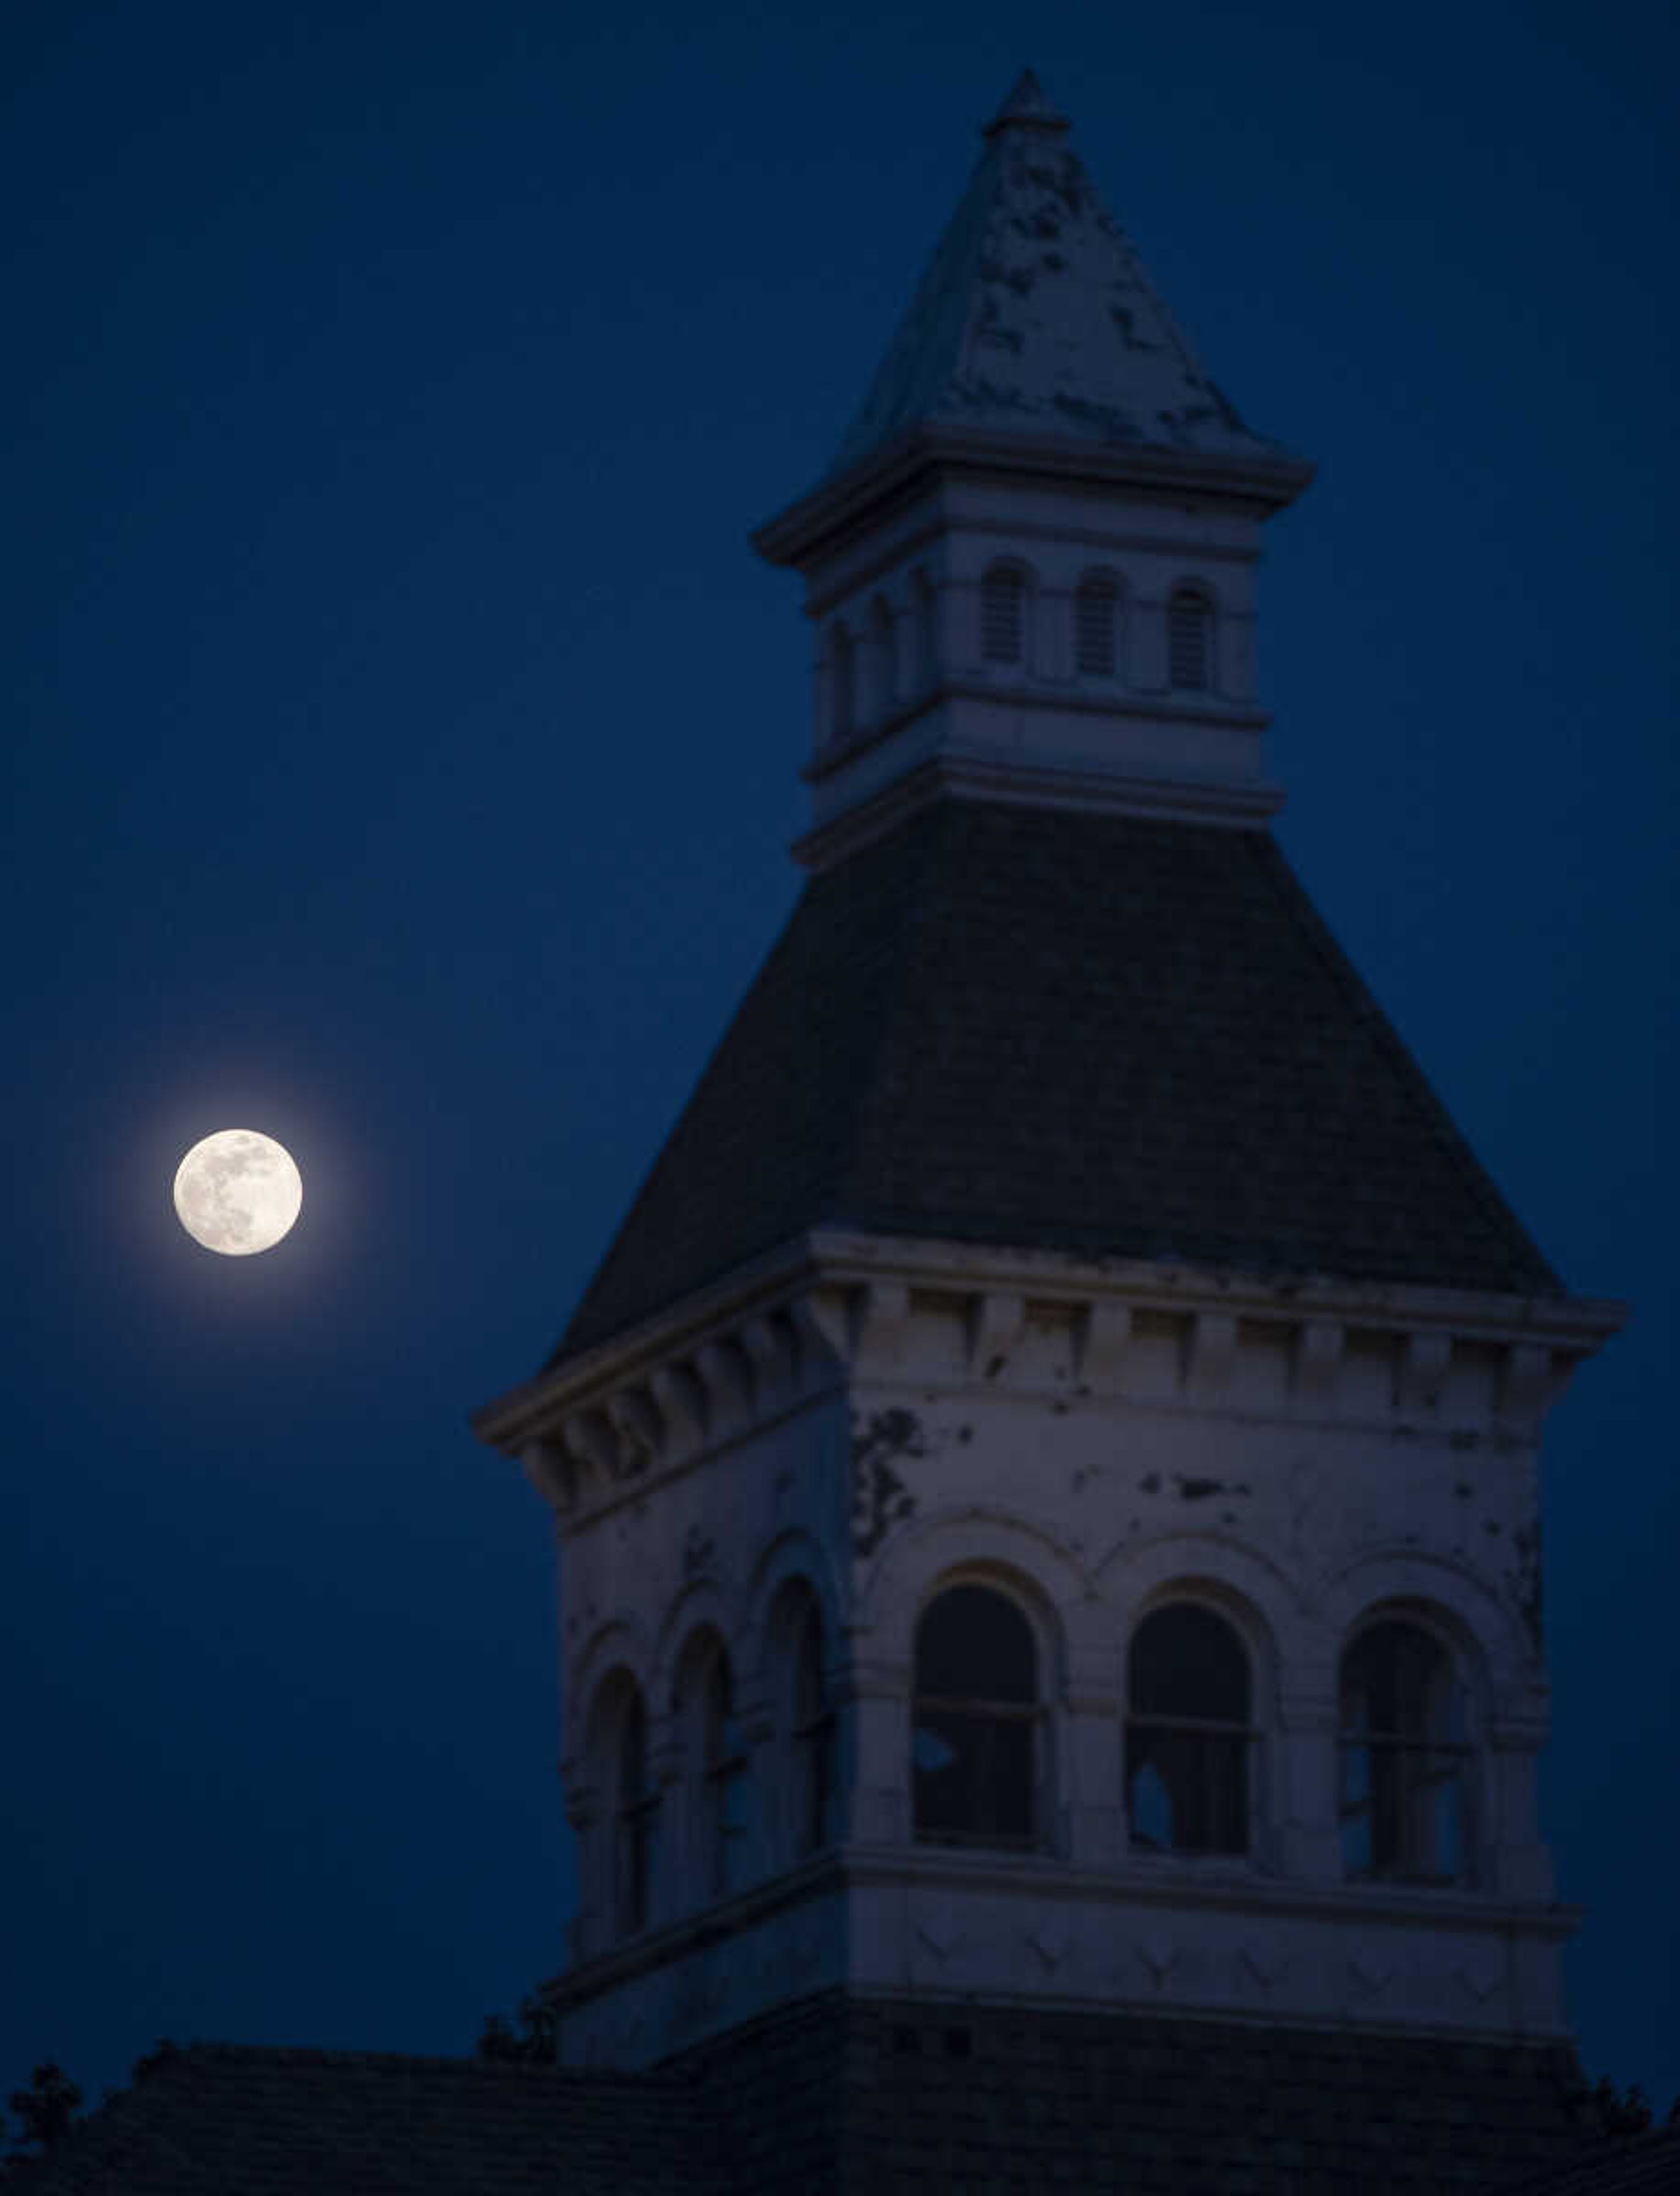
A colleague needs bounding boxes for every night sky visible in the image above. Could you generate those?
[4,0,1676,2133]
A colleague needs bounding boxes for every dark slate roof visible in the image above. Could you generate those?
[7,2000,1623,2196]
[1503,2128,1680,2195]
[680,1993,1604,2195]
[556,802,1558,1362]
[5,2042,709,2196]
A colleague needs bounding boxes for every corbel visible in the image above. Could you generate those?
[1499,1342,1555,1429]
[853,1277,911,1375]
[741,1313,796,1406]
[564,1407,618,1486]
[966,1290,1026,1379]
[1076,1298,1132,1389]
[787,1291,851,1386]
[696,1337,755,1435]
[650,1361,707,1453]
[520,1436,574,1512]
[608,1386,662,1473]
[796,1284,860,1371]
[1396,1329,1452,1413]
[1185,1310,1237,1399]
[1291,1318,1344,1405]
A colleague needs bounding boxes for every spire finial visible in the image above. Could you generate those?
[982,67,1070,140]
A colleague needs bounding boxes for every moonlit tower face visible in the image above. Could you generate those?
[172,1130,302,1255]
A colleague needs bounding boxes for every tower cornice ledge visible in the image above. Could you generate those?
[472,1230,1626,1508]
[753,424,1318,571]
[792,750,1285,871]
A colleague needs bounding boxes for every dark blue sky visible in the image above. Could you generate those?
[4,0,1675,2128]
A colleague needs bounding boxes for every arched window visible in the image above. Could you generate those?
[1075,572,1119,678]
[912,1583,1039,1850]
[1167,586,1213,692]
[830,623,855,743]
[980,564,1026,666]
[868,595,895,722]
[612,1687,658,1938]
[791,1597,838,1857]
[1126,1604,1252,1856]
[701,1647,750,1896]
[1339,1621,1472,1885]
[910,568,937,691]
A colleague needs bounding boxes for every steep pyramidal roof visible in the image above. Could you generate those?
[557,807,1557,1362]
[829,68,1298,479]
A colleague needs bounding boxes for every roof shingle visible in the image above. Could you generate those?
[556,804,1558,1363]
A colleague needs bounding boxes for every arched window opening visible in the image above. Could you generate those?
[980,565,1026,666]
[869,595,896,722]
[792,1598,838,1857]
[910,569,937,690]
[702,1649,750,1896]
[1339,1621,1471,1885]
[830,624,855,744]
[1075,573,1119,678]
[913,1583,1039,1851]
[1125,1604,1252,1856]
[612,1688,658,1939]
[1168,587,1213,692]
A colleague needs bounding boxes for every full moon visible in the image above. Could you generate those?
[173,1129,302,1256]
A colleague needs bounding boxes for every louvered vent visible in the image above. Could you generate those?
[831,626,854,741]
[911,571,937,690]
[1168,591,1212,692]
[1075,578,1117,677]
[980,567,1024,664]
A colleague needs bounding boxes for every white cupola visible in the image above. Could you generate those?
[752,70,1315,868]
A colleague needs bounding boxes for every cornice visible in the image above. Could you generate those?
[792,751,1283,872]
[754,426,1316,572]
[472,1227,1627,1522]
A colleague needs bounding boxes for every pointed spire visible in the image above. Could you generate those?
[982,67,1069,139]
[824,76,1306,484]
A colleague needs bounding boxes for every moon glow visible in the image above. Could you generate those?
[173,1130,302,1256]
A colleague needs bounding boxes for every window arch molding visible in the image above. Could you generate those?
[866,592,896,724]
[1121,1584,1270,1862]
[855,1506,1091,1664]
[744,1528,844,1687]
[581,1664,661,1944]
[826,617,857,747]
[1073,563,1125,681]
[1334,1599,1485,1888]
[744,1538,846,1866]
[1098,1534,1300,1689]
[648,1574,743,1719]
[978,556,1037,672]
[908,565,938,693]
[566,1613,657,1754]
[910,1563,1057,1854]
[669,1621,753,1902]
[764,1575,841,1862]
[1166,579,1218,694]
[1316,1549,1519,1702]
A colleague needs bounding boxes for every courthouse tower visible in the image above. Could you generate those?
[476,71,1623,2175]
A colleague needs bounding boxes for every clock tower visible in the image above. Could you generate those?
[475,71,1622,2186]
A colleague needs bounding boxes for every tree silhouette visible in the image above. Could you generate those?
[475,1992,556,2065]
[3,2062,82,2165]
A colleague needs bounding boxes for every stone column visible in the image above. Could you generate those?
[1132,592,1169,692]
[1276,1691,1341,1882]
[1486,1720,1555,1901]
[847,1656,911,1846]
